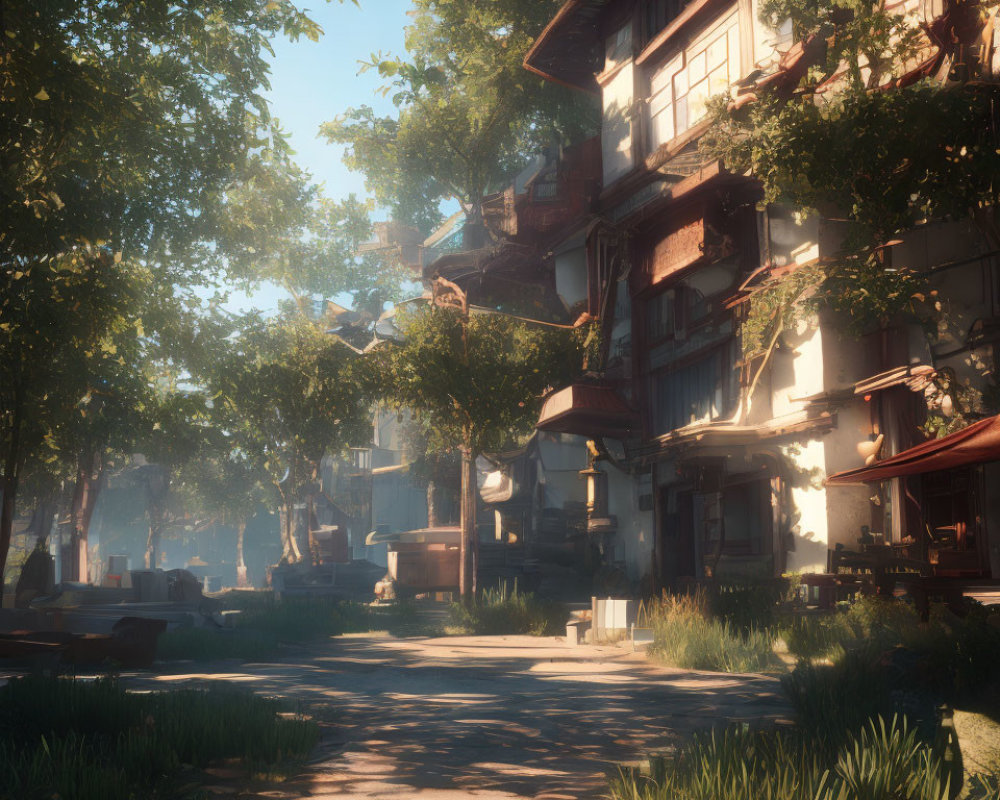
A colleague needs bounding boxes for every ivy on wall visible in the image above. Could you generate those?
[701,0,1000,427]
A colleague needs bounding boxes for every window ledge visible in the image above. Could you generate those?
[645,119,713,173]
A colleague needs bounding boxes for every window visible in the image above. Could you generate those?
[647,289,676,342]
[650,342,737,434]
[720,479,771,556]
[530,167,559,202]
[643,0,685,44]
[646,285,711,343]
[648,13,741,149]
[605,23,633,72]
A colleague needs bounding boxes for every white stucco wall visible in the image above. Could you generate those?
[607,465,655,582]
[602,60,634,185]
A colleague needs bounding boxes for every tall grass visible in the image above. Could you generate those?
[642,590,777,673]
[0,675,318,800]
[609,716,952,800]
[449,581,567,636]
[780,597,1000,703]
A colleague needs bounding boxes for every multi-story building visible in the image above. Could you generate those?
[512,0,1000,587]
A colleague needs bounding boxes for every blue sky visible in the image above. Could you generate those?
[225,0,413,313]
[266,0,412,195]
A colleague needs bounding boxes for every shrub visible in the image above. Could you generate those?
[643,590,777,673]
[608,716,952,800]
[0,675,318,800]
[449,581,566,636]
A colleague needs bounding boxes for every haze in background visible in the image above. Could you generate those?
[223,1,412,314]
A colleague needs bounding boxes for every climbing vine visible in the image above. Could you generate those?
[702,0,1000,418]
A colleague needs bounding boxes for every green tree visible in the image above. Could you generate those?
[373,302,589,599]
[400,414,461,527]
[206,315,371,564]
[321,0,598,240]
[300,195,413,320]
[0,0,349,579]
[134,390,216,570]
[172,442,276,588]
[0,251,152,580]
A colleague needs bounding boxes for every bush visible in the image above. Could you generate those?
[643,591,777,673]
[608,716,952,800]
[0,675,318,800]
[449,581,566,636]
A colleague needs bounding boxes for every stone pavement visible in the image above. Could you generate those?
[130,633,791,799]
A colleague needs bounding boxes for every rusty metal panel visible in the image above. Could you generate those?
[387,543,460,590]
[651,205,705,286]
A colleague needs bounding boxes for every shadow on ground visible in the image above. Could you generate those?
[126,633,791,799]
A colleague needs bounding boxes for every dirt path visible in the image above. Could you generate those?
[130,633,790,799]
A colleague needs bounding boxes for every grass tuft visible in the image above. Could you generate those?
[0,675,317,800]
[449,581,566,636]
[642,590,777,673]
[609,716,952,800]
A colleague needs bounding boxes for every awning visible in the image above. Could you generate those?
[537,383,636,439]
[826,414,1000,484]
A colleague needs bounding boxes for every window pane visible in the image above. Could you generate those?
[707,35,727,70]
[673,68,688,97]
[688,78,710,124]
[675,95,688,133]
[728,26,741,74]
[709,65,730,97]
[647,291,675,341]
[650,105,674,150]
[689,50,707,83]
[650,345,735,435]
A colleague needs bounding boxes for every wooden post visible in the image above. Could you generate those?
[460,448,477,602]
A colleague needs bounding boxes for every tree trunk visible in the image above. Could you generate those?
[279,498,302,564]
[459,449,477,602]
[306,493,317,567]
[144,467,169,570]
[1,397,24,584]
[0,476,16,586]
[236,521,248,588]
[67,450,104,583]
[145,520,161,570]
[462,203,487,250]
[427,480,439,528]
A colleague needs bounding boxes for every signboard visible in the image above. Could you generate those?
[650,203,705,285]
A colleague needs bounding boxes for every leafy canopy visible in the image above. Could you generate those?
[374,305,590,455]
[701,0,1000,344]
[321,0,598,234]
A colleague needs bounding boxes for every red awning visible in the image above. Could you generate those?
[537,383,636,439]
[826,414,1000,484]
